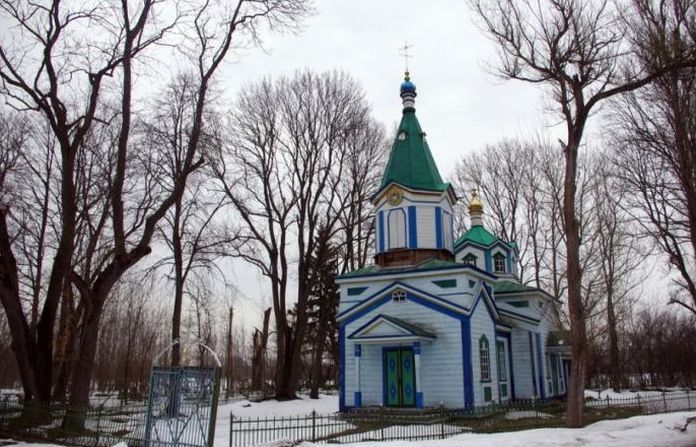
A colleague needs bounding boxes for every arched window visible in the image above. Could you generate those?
[463,253,477,267]
[392,289,406,303]
[480,335,491,382]
[497,341,507,382]
[388,209,406,249]
[493,253,506,273]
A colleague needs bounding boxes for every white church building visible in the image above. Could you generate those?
[335,73,570,410]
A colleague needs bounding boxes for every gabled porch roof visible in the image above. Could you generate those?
[348,314,436,344]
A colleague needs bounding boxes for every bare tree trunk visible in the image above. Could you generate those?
[252,308,271,391]
[225,306,234,399]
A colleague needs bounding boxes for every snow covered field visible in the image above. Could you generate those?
[3,411,696,446]
[3,391,696,446]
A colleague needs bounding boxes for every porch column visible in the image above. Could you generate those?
[354,344,362,407]
[413,341,423,408]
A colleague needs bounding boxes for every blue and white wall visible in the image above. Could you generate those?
[374,188,455,255]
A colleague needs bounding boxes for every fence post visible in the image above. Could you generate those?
[636,393,641,414]
[687,389,692,409]
[311,411,316,442]
[662,391,668,412]
[440,419,445,439]
[95,406,102,447]
[229,413,232,447]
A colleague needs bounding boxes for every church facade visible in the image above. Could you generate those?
[335,74,570,410]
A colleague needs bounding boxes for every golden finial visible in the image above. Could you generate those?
[469,187,483,214]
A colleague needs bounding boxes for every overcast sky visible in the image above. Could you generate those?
[212,0,581,319]
[219,0,567,175]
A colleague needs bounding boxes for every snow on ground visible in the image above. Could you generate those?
[290,411,696,447]
[221,393,339,419]
[3,411,696,447]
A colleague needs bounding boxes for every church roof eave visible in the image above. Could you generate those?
[372,180,457,204]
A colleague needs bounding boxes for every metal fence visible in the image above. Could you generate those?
[228,390,696,447]
[0,397,148,447]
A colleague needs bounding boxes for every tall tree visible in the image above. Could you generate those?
[611,0,696,315]
[469,0,696,426]
[0,0,309,407]
[212,70,385,399]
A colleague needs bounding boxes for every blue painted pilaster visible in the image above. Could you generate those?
[435,207,443,249]
[461,318,473,407]
[339,325,346,411]
[535,332,546,400]
[408,206,418,248]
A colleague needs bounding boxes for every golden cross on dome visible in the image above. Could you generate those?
[399,41,414,73]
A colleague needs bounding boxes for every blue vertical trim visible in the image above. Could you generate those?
[339,325,346,411]
[412,341,421,355]
[461,318,473,407]
[528,332,537,397]
[535,332,546,400]
[408,206,418,248]
[449,211,454,250]
[354,344,361,357]
[435,207,443,249]
[484,250,492,272]
[506,251,513,273]
[382,347,388,406]
[505,332,516,399]
[354,392,362,407]
[378,211,385,253]
[416,392,424,408]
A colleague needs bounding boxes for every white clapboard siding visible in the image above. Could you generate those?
[510,327,534,399]
[344,296,464,408]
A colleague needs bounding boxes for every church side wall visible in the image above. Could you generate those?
[511,327,533,399]
[342,293,464,408]
[470,296,498,405]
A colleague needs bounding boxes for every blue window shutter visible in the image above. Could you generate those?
[408,206,418,248]
[435,207,443,249]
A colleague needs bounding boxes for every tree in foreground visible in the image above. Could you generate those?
[0,0,310,411]
[469,0,696,426]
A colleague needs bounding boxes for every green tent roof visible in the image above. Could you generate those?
[379,109,450,193]
[454,225,501,248]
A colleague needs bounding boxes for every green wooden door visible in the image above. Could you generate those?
[400,349,416,406]
[385,348,416,407]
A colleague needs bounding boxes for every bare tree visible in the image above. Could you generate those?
[0,0,309,410]
[144,74,235,367]
[610,0,696,315]
[212,70,385,399]
[469,0,696,426]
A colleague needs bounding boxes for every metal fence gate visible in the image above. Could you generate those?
[143,344,221,447]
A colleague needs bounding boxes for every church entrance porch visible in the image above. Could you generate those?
[384,347,416,407]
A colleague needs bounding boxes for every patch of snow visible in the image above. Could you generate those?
[223,394,339,419]
[289,411,696,447]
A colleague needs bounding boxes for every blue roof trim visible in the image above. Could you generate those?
[348,313,436,340]
[454,238,515,252]
[337,281,470,321]
[470,282,500,321]
[336,262,497,281]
